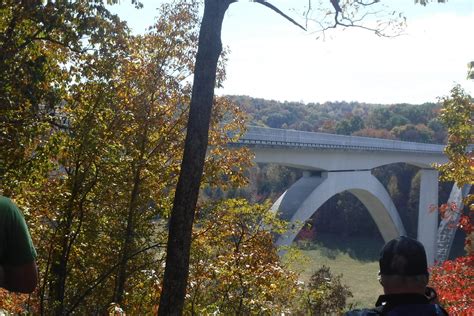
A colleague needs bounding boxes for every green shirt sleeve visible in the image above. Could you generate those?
[0,196,37,266]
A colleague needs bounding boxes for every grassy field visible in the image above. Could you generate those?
[286,231,469,309]
[286,233,386,309]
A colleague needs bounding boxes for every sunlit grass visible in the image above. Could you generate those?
[286,233,385,308]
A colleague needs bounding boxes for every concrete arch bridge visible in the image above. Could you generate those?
[233,126,470,265]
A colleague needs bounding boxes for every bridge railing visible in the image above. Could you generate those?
[234,126,446,154]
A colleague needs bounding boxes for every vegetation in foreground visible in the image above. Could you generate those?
[0,1,351,314]
[429,86,474,315]
[289,233,383,308]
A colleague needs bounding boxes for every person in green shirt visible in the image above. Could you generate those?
[0,196,38,293]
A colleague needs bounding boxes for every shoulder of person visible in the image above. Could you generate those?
[388,304,449,316]
[0,196,12,208]
[0,196,17,218]
[344,308,382,316]
[0,196,24,221]
[345,304,448,316]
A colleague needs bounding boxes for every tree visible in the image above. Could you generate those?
[349,115,365,133]
[429,85,473,315]
[0,2,132,314]
[157,2,235,313]
[0,0,128,196]
[106,1,201,305]
[352,128,395,139]
[1,1,251,314]
[430,256,474,315]
[157,0,414,313]
[388,114,410,129]
[367,107,392,129]
[184,199,302,314]
[335,119,352,135]
[437,85,473,188]
[428,118,447,143]
[335,115,365,135]
[391,124,434,143]
[303,265,353,315]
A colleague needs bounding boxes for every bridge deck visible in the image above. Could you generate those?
[234,126,446,154]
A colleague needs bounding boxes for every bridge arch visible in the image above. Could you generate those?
[274,170,406,247]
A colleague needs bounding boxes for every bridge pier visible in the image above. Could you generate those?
[417,169,439,266]
[436,184,472,263]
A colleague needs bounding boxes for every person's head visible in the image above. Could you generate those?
[378,236,429,295]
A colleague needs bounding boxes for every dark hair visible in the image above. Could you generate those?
[379,236,428,276]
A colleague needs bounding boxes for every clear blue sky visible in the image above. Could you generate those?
[110,0,474,104]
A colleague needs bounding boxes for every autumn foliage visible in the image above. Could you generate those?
[0,0,315,314]
[0,0,252,314]
[430,256,474,315]
[304,265,353,315]
[429,85,474,316]
[184,199,303,314]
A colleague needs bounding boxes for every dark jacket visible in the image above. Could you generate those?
[345,292,449,316]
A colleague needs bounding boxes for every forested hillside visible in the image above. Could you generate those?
[227,95,446,143]
[226,95,459,245]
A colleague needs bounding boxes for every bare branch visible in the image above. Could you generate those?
[254,0,306,31]
[354,0,380,6]
[415,0,447,6]
[305,0,312,29]
[302,0,405,39]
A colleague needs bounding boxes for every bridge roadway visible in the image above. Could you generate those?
[231,126,469,264]
[236,126,446,153]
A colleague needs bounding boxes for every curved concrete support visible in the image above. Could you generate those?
[275,171,406,247]
[436,183,472,263]
[270,171,327,221]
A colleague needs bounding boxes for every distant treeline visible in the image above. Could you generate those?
[227,95,447,144]
[219,96,457,243]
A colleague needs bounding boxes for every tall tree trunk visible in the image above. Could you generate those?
[113,167,141,304]
[158,0,234,314]
[51,231,70,316]
[51,180,80,316]
[113,118,149,304]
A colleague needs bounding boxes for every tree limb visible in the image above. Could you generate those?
[254,0,306,31]
[305,0,405,38]
[66,242,166,314]
[354,0,380,6]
